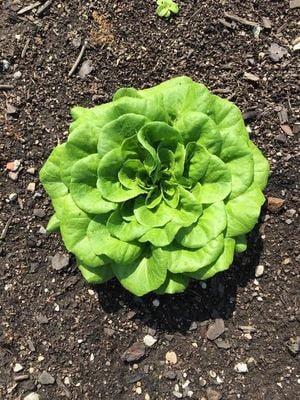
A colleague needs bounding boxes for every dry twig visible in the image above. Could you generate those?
[68,40,88,77]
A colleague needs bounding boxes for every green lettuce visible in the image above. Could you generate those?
[156,0,179,18]
[40,77,269,296]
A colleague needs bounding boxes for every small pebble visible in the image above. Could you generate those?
[136,387,142,395]
[209,370,217,378]
[234,362,248,373]
[165,351,177,364]
[206,387,222,400]
[6,160,21,171]
[51,252,70,271]
[33,209,46,218]
[27,167,36,175]
[152,299,160,307]
[173,391,183,399]
[199,377,207,387]
[38,371,55,385]
[8,171,18,181]
[164,370,177,380]
[13,71,22,79]
[24,394,40,400]
[143,335,157,347]
[8,193,18,202]
[2,59,10,70]
[13,363,24,373]
[121,342,145,363]
[255,264,264,278]
[27,182,36,192]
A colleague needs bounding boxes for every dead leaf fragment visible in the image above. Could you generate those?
[280,124,293,136]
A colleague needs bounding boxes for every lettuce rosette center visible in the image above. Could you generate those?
[40,76,269,296]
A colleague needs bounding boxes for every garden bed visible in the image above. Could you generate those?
[0,1,299,399]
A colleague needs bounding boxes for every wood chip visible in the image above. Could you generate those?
[36,0,54,16]
[0,84,14,90]
[219,18,232,29]
[1,217,13,240]
[280,124,293,136]
[278,107,289,124]
[224,11,258,27]
[17,2,41,15]
[21,38,31,59]
[244,72,260,82]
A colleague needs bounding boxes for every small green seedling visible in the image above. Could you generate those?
[156,0,179,18]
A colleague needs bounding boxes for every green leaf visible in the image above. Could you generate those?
[97,114,148,157]
[174,112,222,155]
[112,249,168,296]
[118,159,148,190]
[141,76,211,120]
[61,103,117,186]
[134,197,172,227]
[139,221,181,247]
[155,272,190,294]
[249,141,269,190]
[188,238,235,280]
[46,213,60,232]
[210,95,248,140]
[88,216,142,264]
[78,262,114,284]
[226,186,265,237]
[162,234,224,273]
[113,87,142,101]
[107,209,149,242]
[196,154,231,203]
[97,148,146,202]
[70,154,117,214]
[39,144,68,199]
[235,234,247,253]
[176,201,226,248]
[186,143,210,182]
[58,195,107,268]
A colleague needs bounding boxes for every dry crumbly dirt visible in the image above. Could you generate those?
[0,1,299,400]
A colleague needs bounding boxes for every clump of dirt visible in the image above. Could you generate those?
[90,11,114,46]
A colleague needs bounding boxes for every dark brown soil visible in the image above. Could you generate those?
[0,1,299,399]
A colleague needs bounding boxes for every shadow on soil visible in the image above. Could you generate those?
[96,223,264,334]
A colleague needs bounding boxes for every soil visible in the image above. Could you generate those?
[0,1,299,400]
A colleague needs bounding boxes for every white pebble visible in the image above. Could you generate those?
[143,334,157,347]
[152,299,160,307]
[234,362,248,373]
[255,264,264,278]
[13,363,24,372]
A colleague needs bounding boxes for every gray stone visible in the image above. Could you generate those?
[38,371,55,385]
[207,319,225,341]
[51,252,70,271]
